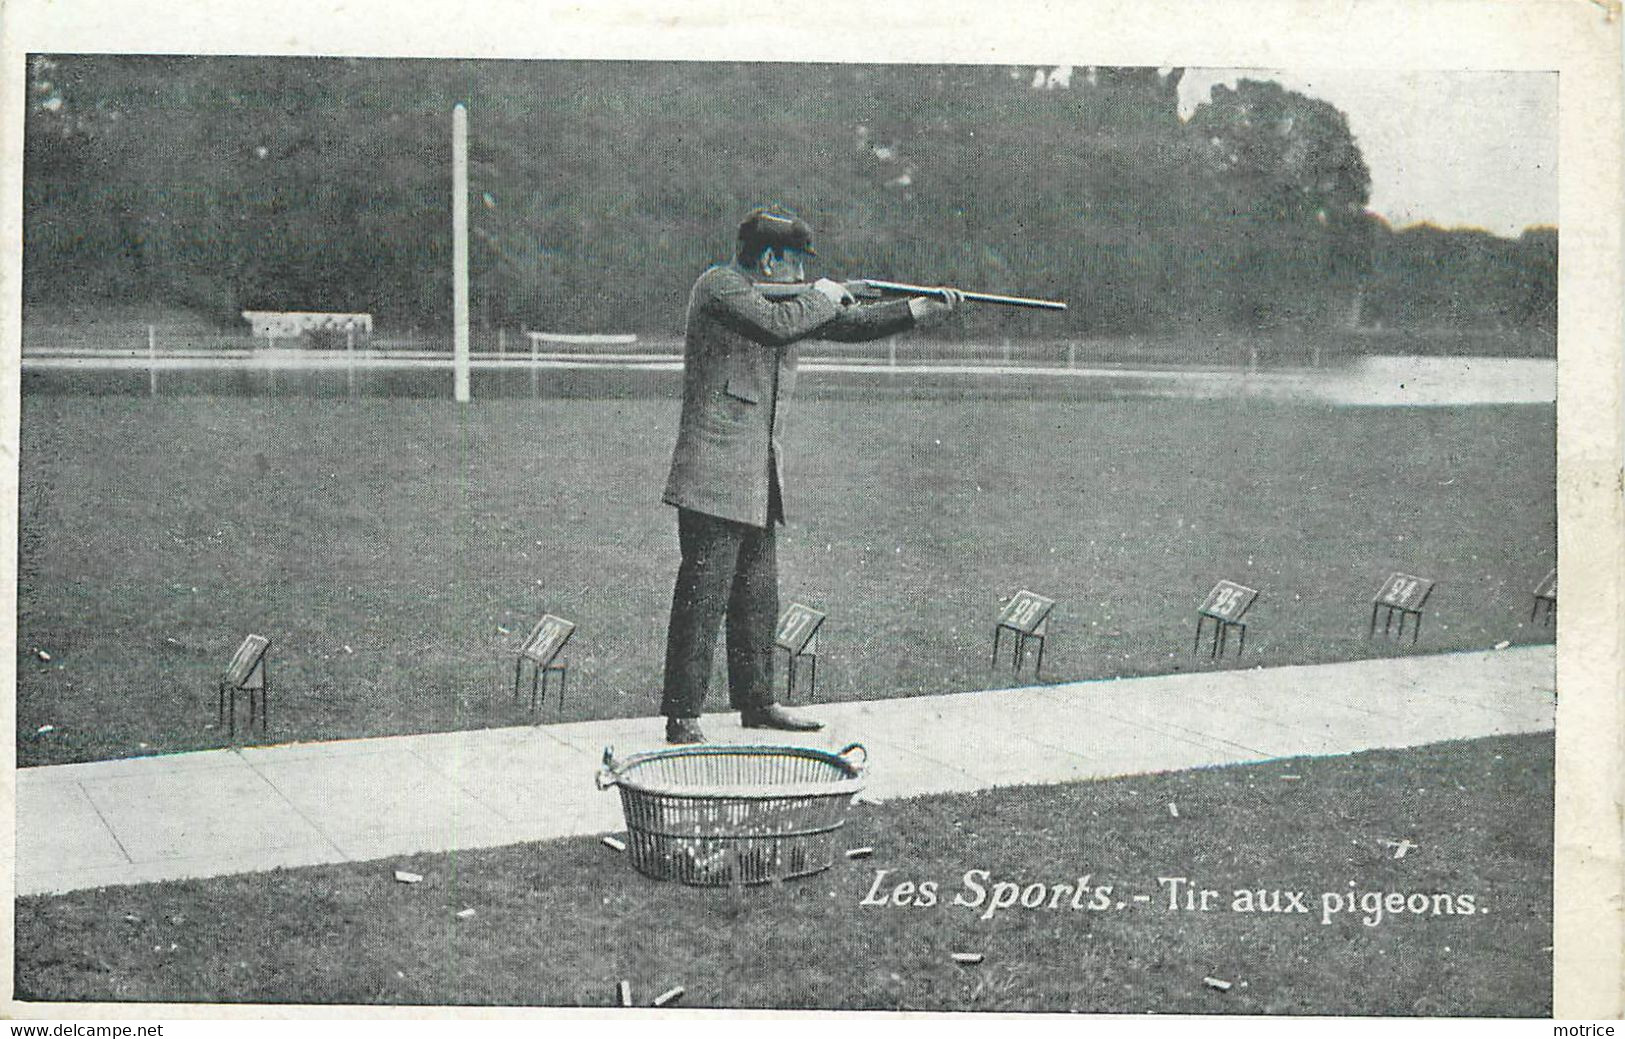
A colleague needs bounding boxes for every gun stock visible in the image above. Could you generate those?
[759,279,1067,312]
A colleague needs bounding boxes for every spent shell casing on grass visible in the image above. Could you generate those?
[951,952,984,965]
[1168,802,1179,818]
[845,847,874,859]
[1203,976,1233,992]
[652,986,685,1007]
[393,870,423,884]
[617,980,632,1007]
[601,836,627,853]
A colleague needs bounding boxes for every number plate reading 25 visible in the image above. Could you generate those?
[997,591,1055,635]
[1199,581,1258,622]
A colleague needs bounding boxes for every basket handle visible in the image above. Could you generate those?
[596,746,621,790]
[837,742,868,772]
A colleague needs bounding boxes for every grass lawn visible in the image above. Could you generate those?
[13,732,1553,1015]
[16,388,1554,766]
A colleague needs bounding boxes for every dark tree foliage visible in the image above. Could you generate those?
[1185,79,1372,328]
[22,56,1555,339]
[1363,223,1557,331]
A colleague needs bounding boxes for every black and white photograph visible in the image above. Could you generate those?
[3,0,1620,1027]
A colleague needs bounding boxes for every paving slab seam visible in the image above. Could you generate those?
[73,777,134,866]
[397,740,526,829]
[1428,690,1554,720]
[1131,687,1425,750]
[1086,702,1275,758]
[230,748,359,862]
[964,700,1253,763]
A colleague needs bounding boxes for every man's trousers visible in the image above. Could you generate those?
[660,506,780,719]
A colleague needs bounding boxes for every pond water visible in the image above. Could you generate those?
[18,353,1556,406]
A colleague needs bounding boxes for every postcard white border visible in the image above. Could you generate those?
[0,0,1618,1024]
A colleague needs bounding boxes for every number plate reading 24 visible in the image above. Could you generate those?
[775,604,826,655]
[997,591,1055,635]
[1199,581,1258,622]
[1376,573,1434,612]
[521,615,575,666]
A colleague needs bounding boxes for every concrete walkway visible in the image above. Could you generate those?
[13,646,1554,897]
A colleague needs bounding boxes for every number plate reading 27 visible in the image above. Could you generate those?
[1199,581,1258,622]
[521,615,575,666]
[997,591,1055,635]
[1375,573,1434,612]
[775,604,826,655]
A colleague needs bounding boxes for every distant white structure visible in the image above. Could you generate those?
[241,311,373,344]
[524,332,638,347]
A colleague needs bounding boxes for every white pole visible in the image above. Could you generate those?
[453,103,471,403]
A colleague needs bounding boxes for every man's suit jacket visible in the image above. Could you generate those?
[662,263,918,527]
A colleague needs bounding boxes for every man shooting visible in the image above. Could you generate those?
[659,207,962,744]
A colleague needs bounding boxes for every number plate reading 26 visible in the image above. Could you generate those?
[997,591,1055,635]
[1375,573,1434,612]
[521,615,575,667]
[775,603,826,655]
[1199,581,1258,622]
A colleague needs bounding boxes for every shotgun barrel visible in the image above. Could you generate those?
[759,279,1067,312]
[861,280,1067,312]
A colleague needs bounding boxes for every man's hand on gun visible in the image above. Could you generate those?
[907,287,964,326]
[812,277,855,307]
[812,278,962,322]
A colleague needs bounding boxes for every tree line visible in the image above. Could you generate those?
[22,56,1555,341]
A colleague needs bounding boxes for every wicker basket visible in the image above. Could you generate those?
[596,742,868,886]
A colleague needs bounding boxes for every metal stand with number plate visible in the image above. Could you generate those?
[993,590,1055,677]
[514,614,575,714]
[219,634,271,739]
[1194,581,1258,659]
[1530,568,1556,626]
[776,603,826,703]
[1369,572,1435,644]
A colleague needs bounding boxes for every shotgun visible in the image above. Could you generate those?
[759,279,1067,312]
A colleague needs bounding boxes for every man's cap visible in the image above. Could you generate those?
[737,207,816,257]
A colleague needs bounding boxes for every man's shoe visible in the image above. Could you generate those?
[666,717,707,744]
[740,703,824,732]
